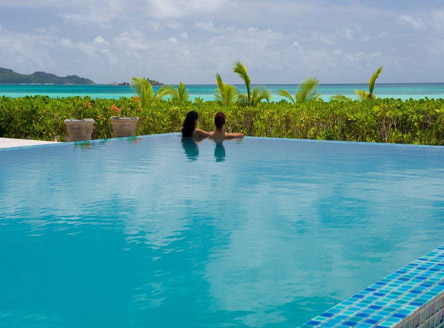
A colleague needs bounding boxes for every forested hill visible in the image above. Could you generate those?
[0,67,95,84]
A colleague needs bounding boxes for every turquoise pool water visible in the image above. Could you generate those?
[1,134,444,327]
[1,83,444,101]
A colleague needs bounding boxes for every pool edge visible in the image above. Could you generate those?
[1,132,443,152]
[302,245,444,327]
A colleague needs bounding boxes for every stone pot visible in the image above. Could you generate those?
[64,119,95,141]
[110,117,139,137]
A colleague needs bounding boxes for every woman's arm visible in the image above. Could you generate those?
[224,132,244,139]
[193,129,210,138]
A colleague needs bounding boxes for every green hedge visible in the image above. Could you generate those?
[1,95,444,145]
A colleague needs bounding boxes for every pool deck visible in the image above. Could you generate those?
[0,137,57,149]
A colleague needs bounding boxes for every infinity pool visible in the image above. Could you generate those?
[1,134,444,327]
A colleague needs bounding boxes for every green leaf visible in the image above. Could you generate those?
[215,73,239,105]
[296,77,319,103]
[369,66,383,97]
[331,94,351,102]
[233,61,251,106]
[278,90,296,104]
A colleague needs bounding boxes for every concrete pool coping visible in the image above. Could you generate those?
[0,137,57,149]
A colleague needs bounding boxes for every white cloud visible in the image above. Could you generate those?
[0,0,67,7]
[59,38,73,48]
[344,29,353,41]
[195,21,217,32]
[168,36,178,44]
[1,1,444,83]
[93,36,108,45]
[114,31,150,51]
[145,0,233,18]
[398,15,425,30]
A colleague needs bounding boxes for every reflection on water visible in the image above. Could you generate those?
[74,141,94,150]
[74,139,110,150]
[127,136,142,144]
[181,138,199,161]
[214,141,226,162]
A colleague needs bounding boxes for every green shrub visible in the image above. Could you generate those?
[1,95,444,145]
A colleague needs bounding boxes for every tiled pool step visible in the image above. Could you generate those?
[302,245,444,328]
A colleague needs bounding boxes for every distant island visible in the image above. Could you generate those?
[109,78,163,86]
[0,67,95,85]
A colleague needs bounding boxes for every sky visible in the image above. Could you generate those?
[0,0,443,84]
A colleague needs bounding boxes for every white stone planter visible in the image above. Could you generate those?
[110,117,138,137]
[64,119,95,141]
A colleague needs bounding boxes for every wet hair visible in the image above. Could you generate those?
[182,111,199,138]
[214,112,226,130]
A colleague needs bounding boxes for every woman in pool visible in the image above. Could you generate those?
[181,111,210,139]
[209,112,244,140]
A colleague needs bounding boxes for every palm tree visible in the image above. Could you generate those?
[170,82,190,102]
[233,61,270,106]
[355,66,383,100]
[233,61,251,105]
[330,94,352,102]
[249,88,271,107]
[215,73,239,105]
[131,77,172,107]
[278,77,320,104]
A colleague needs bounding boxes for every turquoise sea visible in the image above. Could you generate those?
[1,83,444,101]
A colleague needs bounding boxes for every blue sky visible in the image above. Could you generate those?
[0,0,443,84]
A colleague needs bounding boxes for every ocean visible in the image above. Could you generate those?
[0,83,444,101]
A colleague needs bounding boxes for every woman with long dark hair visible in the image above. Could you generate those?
[181,111,210,139]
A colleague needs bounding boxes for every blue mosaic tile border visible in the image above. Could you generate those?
[302,245,444,328]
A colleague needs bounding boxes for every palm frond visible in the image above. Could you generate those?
[278,89,296,104]
[216,73,224,92]
[215,73,226,104]
[131,77,154,107]
[224,85,239,105]
[331,94,352,102]
[251,87,271,107]
[355,89,372,100]
[369,66,383,97]
[233,61,251,106]
[215,73,239,105]
[172,82,189,102]
[131,77,144,97]
[155,85,174,99]
[236,94,249,107]
[296,77,319,103]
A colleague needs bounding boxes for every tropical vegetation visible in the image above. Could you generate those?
[233,61,271,107]
[169,82,190,103]
[215,73,239,105]
[1,95,444,145]
[279,77,320,104]
[131,77,172,107]
[356,66,384,100]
